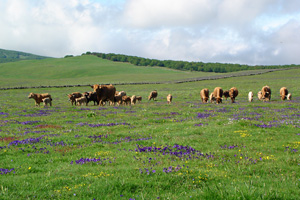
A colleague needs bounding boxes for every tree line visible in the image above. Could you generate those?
[81,52,299,73]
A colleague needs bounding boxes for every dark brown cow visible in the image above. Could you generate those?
[84,92,99,105]
[200,88,209,103]
[229,87,239,103]
[28,93,52,106]
[223,90,229,100]
[261,85,271,101]
[67,92,82,106]
[91,84,116,106]
[213,87,223,104]
[114,95,123,106]
[136,96,142,102]
[279,87,288,100]
[122,95,131,105]
[148,90,158,101]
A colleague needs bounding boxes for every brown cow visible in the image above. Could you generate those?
[67,92,82,106]
[213,87,223,104]
[28,93,52,106]
[229,87,239,103]
[148,90,158,101]
[91,84,116,106]
[114,95,123,106]
[167,94,172,104]
[261,85,271,101]
[131,95,137,105]
[122,95,131,105]
[200,88,209,103]
[223,90,229,100]
[280,87,288,100]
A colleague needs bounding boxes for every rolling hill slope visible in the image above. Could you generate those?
[0,48,49,63]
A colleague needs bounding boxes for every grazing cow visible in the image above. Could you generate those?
[213,87,223,104]
[42,97,52,107]
[248,91,253,102]
[261,85,271,101]
[91,84,116,106]
[28,93,52,106]
[200,88,209,103]
[114,95,123,106]
[287,93,292,100]
[167,94,172,104]
[136,96,142,102]
[229,87,239,103]
[122,95,131,105]
[67,92,82,106]
[75,96,87,106]
[257,91,263,101]
[148,90,158,101]
[131,95,137,105]
[280,87,289,101]
[210,93,216,103]
[84,92,99,105]
[223,90,230,100]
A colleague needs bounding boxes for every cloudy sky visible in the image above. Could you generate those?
[0,0,300,65]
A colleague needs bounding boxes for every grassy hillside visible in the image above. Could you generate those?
[0,49,49,63]
[0,55,224,87]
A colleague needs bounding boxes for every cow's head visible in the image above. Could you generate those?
[28,93,35,99]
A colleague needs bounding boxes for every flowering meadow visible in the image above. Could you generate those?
[0,68,300,199]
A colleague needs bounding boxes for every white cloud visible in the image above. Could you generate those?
[0,0,300,65]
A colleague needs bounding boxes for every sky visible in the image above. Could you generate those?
[0,0,300,65]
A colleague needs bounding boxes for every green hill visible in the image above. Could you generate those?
[0,48,49,63]
[0,55,218,88]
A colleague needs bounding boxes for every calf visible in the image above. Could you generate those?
[248,91,253,102]
[85,92,99,105]
[279,87,288,101]
[67,92,82,106]
[200,88,209,103]
[131,95,137,105]
[42,97,52,107]
[122,96,131,105]
[28,93,52,106]
[75,96,87,106]
[136,96,142,102]
[257,91,263,101]
[223,90,229,100]
[114,95,123,106]
[261,85,271,101]
[287,93,292,100]
[167,94,172,104]
[210,93,216,103]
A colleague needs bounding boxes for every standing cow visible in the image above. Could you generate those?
[200,88,209,103]
[229,87,238,103]
[213,87,223,104]
[28,93,52,106]
[148,90,158,101]
[167,94,172,104]
[67,92,83,106]
[91,84,116,106]
[279,87,288,101]
[261,85,271,101]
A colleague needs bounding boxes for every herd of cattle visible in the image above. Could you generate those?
[27,84,292,107]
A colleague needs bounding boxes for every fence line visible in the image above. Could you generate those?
[0,68,294,90]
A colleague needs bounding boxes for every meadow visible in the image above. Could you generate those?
[0,58,299,199]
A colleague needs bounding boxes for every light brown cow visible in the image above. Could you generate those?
[287,93,292,100]
[91,84,116,106]
[200,88,209,103]
[131,95,137,105]
[122,95,131,105]
[67,92,83,106]
[280,87,288,101]
[148,90,158,101]
[213,87,223,104]
[167,94,172,104]
[136,96,142,102]
[28,93,52,106]
[261,85,271,101]
[42,97,52,107]
[229,87,239,103]
[223,90,229,100]
[257,91,263,101]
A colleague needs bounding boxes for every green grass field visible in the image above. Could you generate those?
[0,59,299,199]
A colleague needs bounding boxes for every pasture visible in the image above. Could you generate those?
[0,64,300,199]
